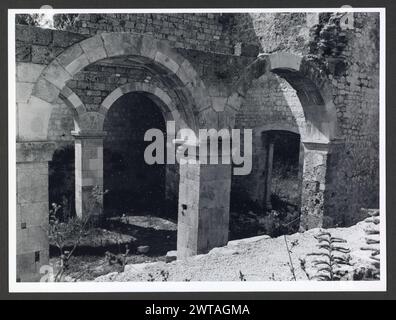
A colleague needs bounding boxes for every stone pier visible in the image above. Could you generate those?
[73,130,105,222]
[177,143,232,258]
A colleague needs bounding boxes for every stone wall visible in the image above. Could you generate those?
[232,73,304,208]
[230,12,380,226]
[65,13,235,55]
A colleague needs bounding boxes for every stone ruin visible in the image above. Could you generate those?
[15,12,380,281]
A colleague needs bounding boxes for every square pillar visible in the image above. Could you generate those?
[177,145,232,259]
[264,135,275,210]
[72,130,105,222]
[16,142,56,282]
[299,142,330,231]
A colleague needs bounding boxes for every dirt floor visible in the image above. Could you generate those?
[93,220,379,282]
[49,215,178,281]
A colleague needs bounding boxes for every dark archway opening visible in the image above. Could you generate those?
[48,144,76,222]
[264,130,301,211]
[103,92,178,219]
[229,130,302,239]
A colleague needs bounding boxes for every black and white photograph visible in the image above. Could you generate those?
[6,5,388,295]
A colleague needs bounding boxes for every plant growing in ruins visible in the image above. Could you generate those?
[239,271,247,281]
[283,235,297,281]
[105,244,130,273]
[16,13,78,30]
[48,185,108,282]
[354,209,381,281]
[308,231,352,281]
[104,214,131,272]
[49,214,92,282]
[299,258,311,280]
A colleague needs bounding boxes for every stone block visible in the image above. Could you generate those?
[154,51,180,74]
[175,63,199,88]
[154,87,173,108]
[137,246,150,254]
[89,158,102,171]
[16,41,31,62]
[41,59,72,90]
[80,35,108,63]
[16,25,52,45]
[101,33,142,57]
[17,226,48,255]
[198,107,218,129]
[31,78,60,103]
[18,202,47,228]
[211,97,227,112]
[31,45,63,65]
[16,82,34,103]
[79,112,105,131]
[56,44,89,75]
[200,179,231,209]
[16,62,46,83]
[139,36,157,60]
[17,163,48,205]
[226,92,243,111]
[16,142,56,163]
[17,97,52,141]
[227,235,271,246]
[269,52,302,72]
[52,30,86,48]
[102,87,123,110]
[17,252,37,279]
[17,249,49,282]
[165,250,177,263]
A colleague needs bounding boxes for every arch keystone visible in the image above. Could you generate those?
[101,33,143,58]
[269,52,303,72]
[140,36,158,60]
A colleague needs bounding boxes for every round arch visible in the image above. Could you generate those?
[25,33,208,141]
[226,52,338,143]
[99,82,188,132]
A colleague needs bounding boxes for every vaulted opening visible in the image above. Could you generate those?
[48,144,76,222]
[229,130,303,239]
[103,92,179,219]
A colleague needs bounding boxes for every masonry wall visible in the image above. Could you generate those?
[15,26,91,281]
[66,13,235,55]
[232,73,304,210]
[231,12,380,226]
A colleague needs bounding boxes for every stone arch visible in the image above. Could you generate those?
[25,33,208,141]
[228,52,338,231]
[254,123,301,138]
[226,52,338,143]
[99,82,187,131]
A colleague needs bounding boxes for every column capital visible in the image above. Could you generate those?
[71,130,107,139]
[301,140,330,152]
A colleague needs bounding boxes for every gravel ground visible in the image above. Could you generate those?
[94,220,378,282]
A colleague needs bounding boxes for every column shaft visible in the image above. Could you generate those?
[73,131,105,221]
